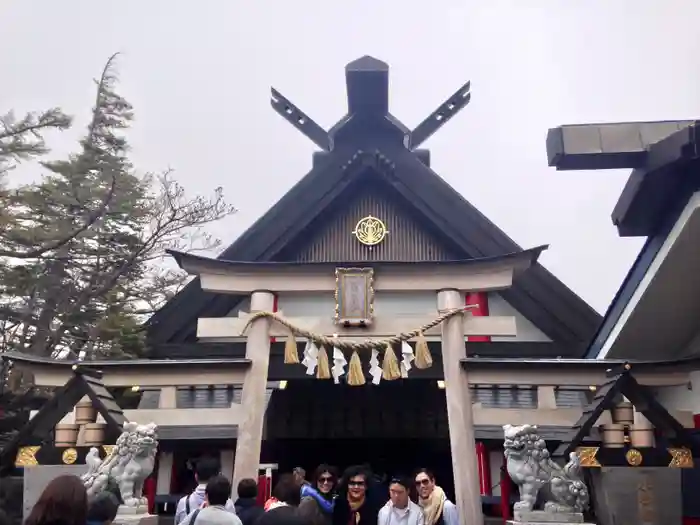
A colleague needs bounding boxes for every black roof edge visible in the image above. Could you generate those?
[462,354,700,371]
[15,350,696,371]
[1,351,251,368]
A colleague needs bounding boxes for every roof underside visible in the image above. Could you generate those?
[148,57,601,357]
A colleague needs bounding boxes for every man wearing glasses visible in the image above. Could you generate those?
[414,470,458,525]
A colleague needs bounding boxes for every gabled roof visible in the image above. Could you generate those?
[148,56,601,355]
[553,363,700,459]
[0,366,127,473]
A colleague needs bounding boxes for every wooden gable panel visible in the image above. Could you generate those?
[276,177,458,263]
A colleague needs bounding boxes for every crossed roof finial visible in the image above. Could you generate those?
[270,56,471,152]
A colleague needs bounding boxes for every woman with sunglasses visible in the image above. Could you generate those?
[298,464,338,525]
[332,465,380,525]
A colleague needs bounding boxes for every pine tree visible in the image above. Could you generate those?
[0,54,236,360]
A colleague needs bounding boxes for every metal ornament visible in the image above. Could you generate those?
[62,448,78,465]
[626,448,643,466]
[353,215,388,246]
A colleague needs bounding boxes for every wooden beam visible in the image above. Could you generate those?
[546,121,695,171]
[199,267,515,294]
[197,313,517,339]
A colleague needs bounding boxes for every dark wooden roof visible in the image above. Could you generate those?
[147,56,601,357]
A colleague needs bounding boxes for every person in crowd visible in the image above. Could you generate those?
[377,477,423,525]
[293,468,309,488]
[413,470,457,525]
[234,478,264,525]
[86,492,120,525]
[332,465,379,525]
[175,457,236,524]
[298,464,338,525]
[178,476,243,525]
[256,474,306,525]
[24,475,87,525]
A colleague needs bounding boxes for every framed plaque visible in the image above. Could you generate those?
[334,268,374,327]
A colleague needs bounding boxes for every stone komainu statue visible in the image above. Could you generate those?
[503,424,589,514]
[82,422,158,508]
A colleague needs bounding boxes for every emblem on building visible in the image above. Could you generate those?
[353,215,388,246]
[62,448,78,465]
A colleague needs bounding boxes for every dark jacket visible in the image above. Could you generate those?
[235,498,264,525]
[332,497,379,525]
[298,495,333,525]
[255,505,307,525]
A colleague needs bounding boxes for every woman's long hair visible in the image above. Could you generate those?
[312,464,339,499]
[24,475,87,525]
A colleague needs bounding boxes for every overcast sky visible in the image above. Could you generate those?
[3,0,700,314]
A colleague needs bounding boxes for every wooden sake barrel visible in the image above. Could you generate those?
[55,424,79,447]
[75,399,97,425]
[601,423,626,448]
[611,402,634,425]
[629,419,654,447]
[83,423,106,446]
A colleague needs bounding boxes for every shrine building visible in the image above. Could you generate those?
[5,58,700,525]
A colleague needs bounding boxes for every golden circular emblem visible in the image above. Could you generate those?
[353,216,388,246]
[625,448,643,466]
[62,448,78,465]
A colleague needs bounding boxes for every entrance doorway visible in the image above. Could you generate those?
[261,380,454,499]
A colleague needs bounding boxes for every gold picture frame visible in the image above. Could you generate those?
[334,268,375,327]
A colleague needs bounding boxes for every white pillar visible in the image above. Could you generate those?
[156,451,174,494]
[221,450,235,495]
[537,386,557,409]
[159,386,177,408]
[438,289,484,525]
[232,290,275,492]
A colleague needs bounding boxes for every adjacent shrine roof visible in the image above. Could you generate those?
[147,56,601,357]
[547,120,700,358]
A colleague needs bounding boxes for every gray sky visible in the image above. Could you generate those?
[3,0,700,314]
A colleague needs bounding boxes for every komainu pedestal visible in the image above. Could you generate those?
[503,424,595,525]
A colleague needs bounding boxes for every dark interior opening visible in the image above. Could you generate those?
[261,380,455,500]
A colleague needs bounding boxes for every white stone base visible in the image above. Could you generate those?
[113,511,158,525]
[117,505,150,515]
[509,510,591,524]
[508,522,595,525]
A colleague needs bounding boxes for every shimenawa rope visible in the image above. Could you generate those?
[241,304,477,351]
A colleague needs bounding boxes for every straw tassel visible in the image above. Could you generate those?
[414,332,433,369]
[346,351,366,386]
[316,346,331,379]
[382,344,402,381]
[284,331,299,364]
